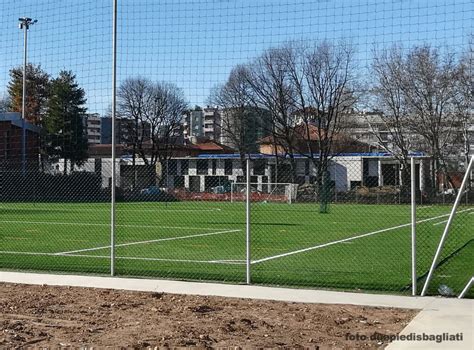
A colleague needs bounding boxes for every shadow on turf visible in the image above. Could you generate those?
[400,238,474,296]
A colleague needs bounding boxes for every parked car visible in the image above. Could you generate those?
[140,186,161,195]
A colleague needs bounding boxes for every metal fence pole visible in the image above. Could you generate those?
[410,157,417,296]
[421,155,474,296]
[246,158,251,284]
[110,0,117,276]
[458,277,473,299]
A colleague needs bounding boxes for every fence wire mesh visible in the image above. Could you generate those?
[0,0,473,297]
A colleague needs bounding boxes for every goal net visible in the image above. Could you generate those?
[230,183,296,204]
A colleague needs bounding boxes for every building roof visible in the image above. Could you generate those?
[258,123,373,155]
[0,112,41,133]
[196,151,425,159]
[189,139,236,153]
[259,124,349,144]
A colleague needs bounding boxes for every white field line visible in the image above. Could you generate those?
[54,229,242,255]
[418,206,433,209]
[0,251,245,265]
[252,208,474,265]
[118,208,222,212]
[0,220,224,232]
[0,206,222,213]
[433,219,448,226]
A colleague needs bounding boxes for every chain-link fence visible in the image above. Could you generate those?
[0,0,473,298]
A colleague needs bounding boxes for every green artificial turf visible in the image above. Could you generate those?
[0,201,472,296]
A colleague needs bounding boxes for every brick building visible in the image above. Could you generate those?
[0,112,41,168]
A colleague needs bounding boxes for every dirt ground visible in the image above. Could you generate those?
[0,283,417,348]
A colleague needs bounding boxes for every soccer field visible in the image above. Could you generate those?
[0,201,472,296]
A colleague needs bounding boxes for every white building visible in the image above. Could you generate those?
[54,152,428,198]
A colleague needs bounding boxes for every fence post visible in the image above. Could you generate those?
[421,155,474,296]
[246,158,251,284]
[458,277,474,299]
[411,157,417,296]
[110,0,117,276]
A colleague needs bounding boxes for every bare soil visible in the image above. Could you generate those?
[0,283,417,348]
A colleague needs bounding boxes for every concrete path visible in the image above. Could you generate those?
[1,271,472,349]
[387,297,473,349]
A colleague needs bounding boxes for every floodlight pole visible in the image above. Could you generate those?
[110,0,117,276]
[18,17,36,175]
[421,155,474,296]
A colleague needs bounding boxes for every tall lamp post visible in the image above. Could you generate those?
[18,17,37,174]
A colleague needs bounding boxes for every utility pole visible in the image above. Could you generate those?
[18,17,37,175]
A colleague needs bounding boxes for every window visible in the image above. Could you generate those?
[212,159,217,175]
[253,159,265,176]
[197,159,208,175]
[168,160,178,175]
[180,160,189,175]
[224,159,233,175]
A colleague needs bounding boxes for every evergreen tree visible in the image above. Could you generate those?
[44,71,88,173]
[7,64,50,125]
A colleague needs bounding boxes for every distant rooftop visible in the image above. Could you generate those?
[0,112,41,133]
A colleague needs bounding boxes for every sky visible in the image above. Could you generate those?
[0,0,472,115]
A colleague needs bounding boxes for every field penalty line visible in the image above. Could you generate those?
[54,229,242,255]
[251,208,474,265]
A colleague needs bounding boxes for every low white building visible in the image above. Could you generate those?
[52,152,428,197]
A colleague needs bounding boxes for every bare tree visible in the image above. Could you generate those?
[298,41,359,188]
[117,77,151,188]
[456,39,474,175]
[209,65,270,169]
[0,95,10,112]
[244,46,300,182]
[118,77,187,187]
[230,41,358,190]
[401,45,462,191]
[140,81,188,168]
[371,45,414,190]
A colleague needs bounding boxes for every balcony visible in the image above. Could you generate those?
[87,129,101,135]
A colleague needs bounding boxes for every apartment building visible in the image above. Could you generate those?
[83,113,101,144]
[183,106,220,142]
[101,117,151,145]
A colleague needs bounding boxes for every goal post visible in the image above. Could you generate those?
[230,182,296,204]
